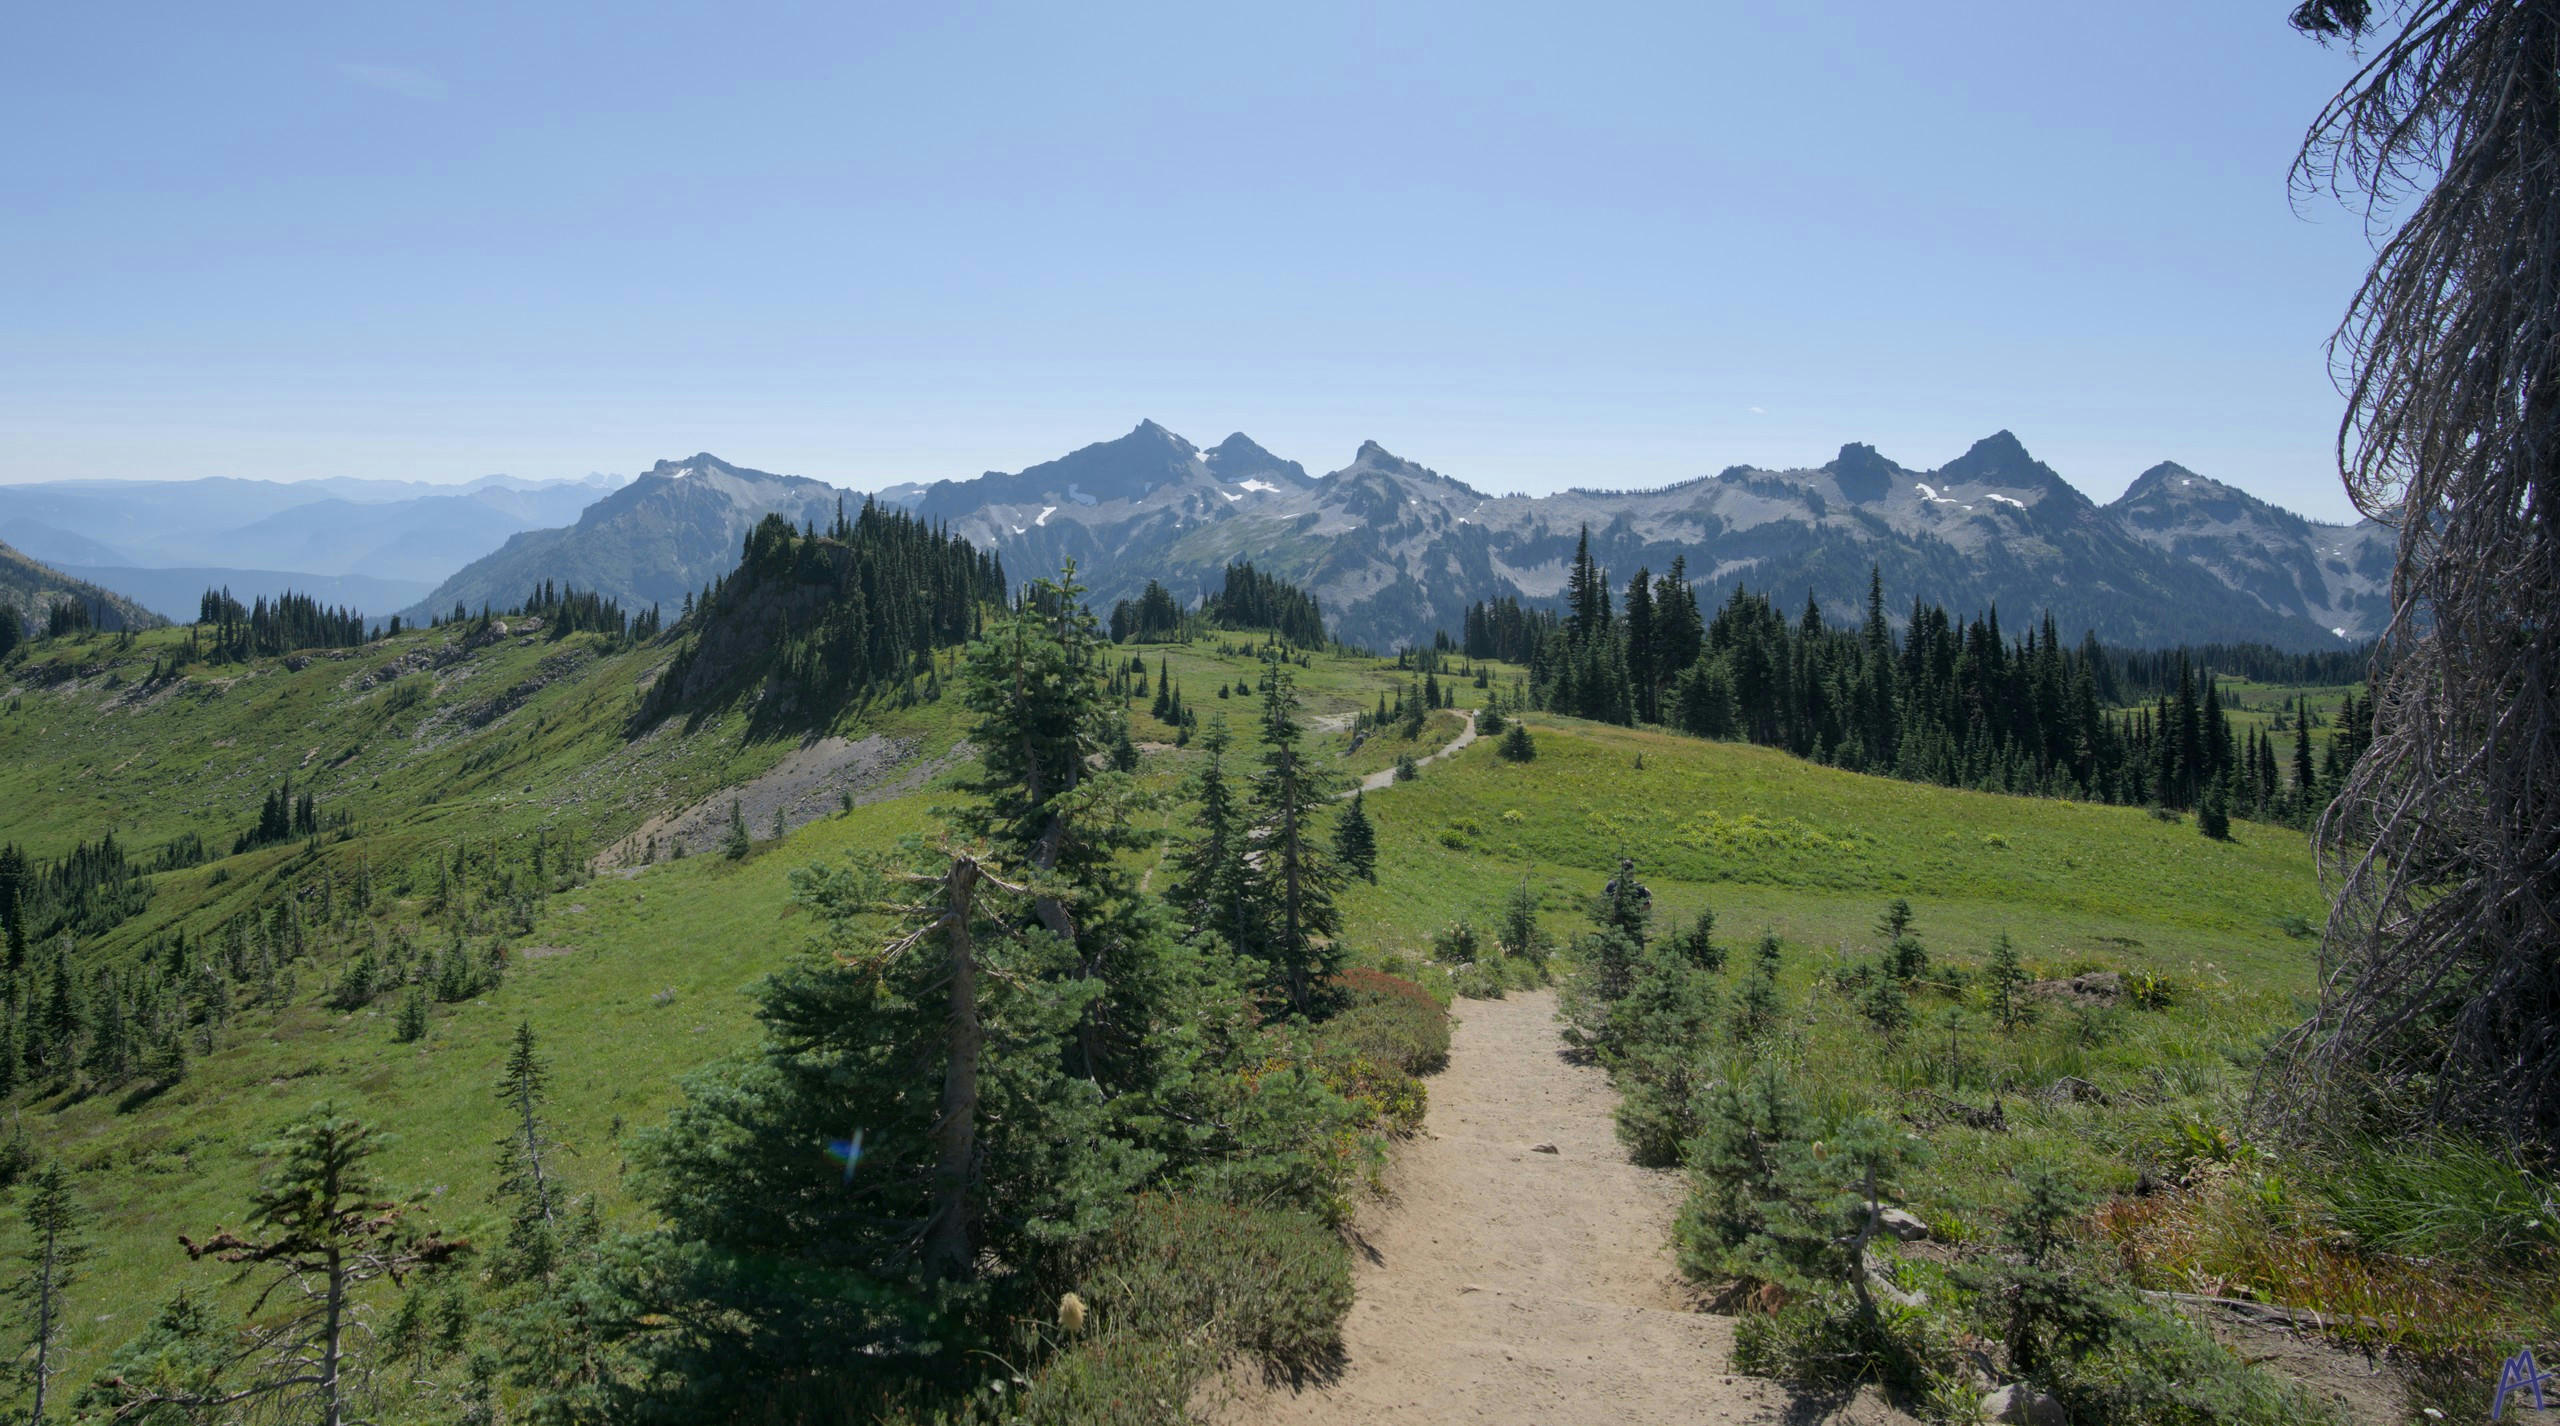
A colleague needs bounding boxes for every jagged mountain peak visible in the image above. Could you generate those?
[1825,442,1907,502]
[1336,440,1482,497]
[1932,430,2087,508]
[1961,429,2032,463]
[497,422,2388,654]
[1204,432,1307,486]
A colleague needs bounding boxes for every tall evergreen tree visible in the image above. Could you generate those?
[1167,714,1252,945]
[1563,526,1610,646]
[495,1022,562,1234]
[1245,656,1344,1014]
[1333,790,1378,883]
[10,1162,91,1426]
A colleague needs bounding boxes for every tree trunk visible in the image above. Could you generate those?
[1279,750,1305,1012]
[321,1247,345,1426]
[925,857,985,1282]
[518,1087,555,1224]
[1846,1160,1879,1320]
[29,1220,53,1426]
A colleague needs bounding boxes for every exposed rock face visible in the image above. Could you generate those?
[893,423,2383,651]
[2106,461,2391,645]
[409,426,2387,655]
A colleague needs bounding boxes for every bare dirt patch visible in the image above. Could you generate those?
[2157,1296,2412,1426]
[592,734,968,870]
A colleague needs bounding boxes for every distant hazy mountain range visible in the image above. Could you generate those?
[1,429,2391,651]
[0,472,623,620]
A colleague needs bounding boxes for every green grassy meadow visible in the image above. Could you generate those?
[13,619,2505,1419]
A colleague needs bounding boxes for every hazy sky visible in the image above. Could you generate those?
[6,2,2383,519]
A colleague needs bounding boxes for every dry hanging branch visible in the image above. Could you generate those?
[2267,0,2560,1157]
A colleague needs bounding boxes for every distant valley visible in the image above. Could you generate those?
[0,471,623,621]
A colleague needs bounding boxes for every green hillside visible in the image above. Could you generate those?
[0,539,164,643]
[1,601,2534,1423]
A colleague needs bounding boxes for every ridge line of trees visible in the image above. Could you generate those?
[1477,532,2372,824]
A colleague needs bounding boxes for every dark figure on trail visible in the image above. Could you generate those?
[1601,857,1650,906]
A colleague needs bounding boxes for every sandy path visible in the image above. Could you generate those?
[1214,989,1914,1426]
[1347,711,1478,796]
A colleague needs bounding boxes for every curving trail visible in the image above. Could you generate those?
[1210,989,1918,1426]
[1346,710,1478,797]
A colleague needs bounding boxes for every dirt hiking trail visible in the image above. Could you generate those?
[1212,988,1917,1426]
[1346,710,1478,796]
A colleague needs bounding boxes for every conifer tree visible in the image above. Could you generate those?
[156,1106,466,1426]
[607,840,1150,1419]
[1669,906,1722,972]
[2198,770,2232,841]
[1168,714,1252,948]
[1498,876,1549,969]
[495,1022,562,1234]
[1948,1168,2114,1377]
[1985,933,2034,1033]
[1246,656,1344,1014]
[10,1161,91,1426]
[1333,790,1378,883]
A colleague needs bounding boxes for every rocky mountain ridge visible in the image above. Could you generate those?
[886,421,2390,651]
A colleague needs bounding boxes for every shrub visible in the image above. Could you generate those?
[1948,1166,2117,1378]
[1085,1195,1351,1371]
[1858,977,1912,1039]
[1497,878,1551,969]
[1731,1297,1953,1403]
[1498,722,1536,761]
[1189,1043,1379,1220]
[1393,754,1419,781]
[2043,1304,2337,1426]
[1450,959,1509,1000]
[1328,967,1449,1075]
[1005,1194,1353,1424]
[1430,919,1481,963]
[394,985,428,1042]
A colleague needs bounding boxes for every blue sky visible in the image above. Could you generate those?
[4,2,2379,518]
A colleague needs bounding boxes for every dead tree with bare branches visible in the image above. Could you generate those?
[2275,0,2560,1158]
[99,1105,467,1426]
